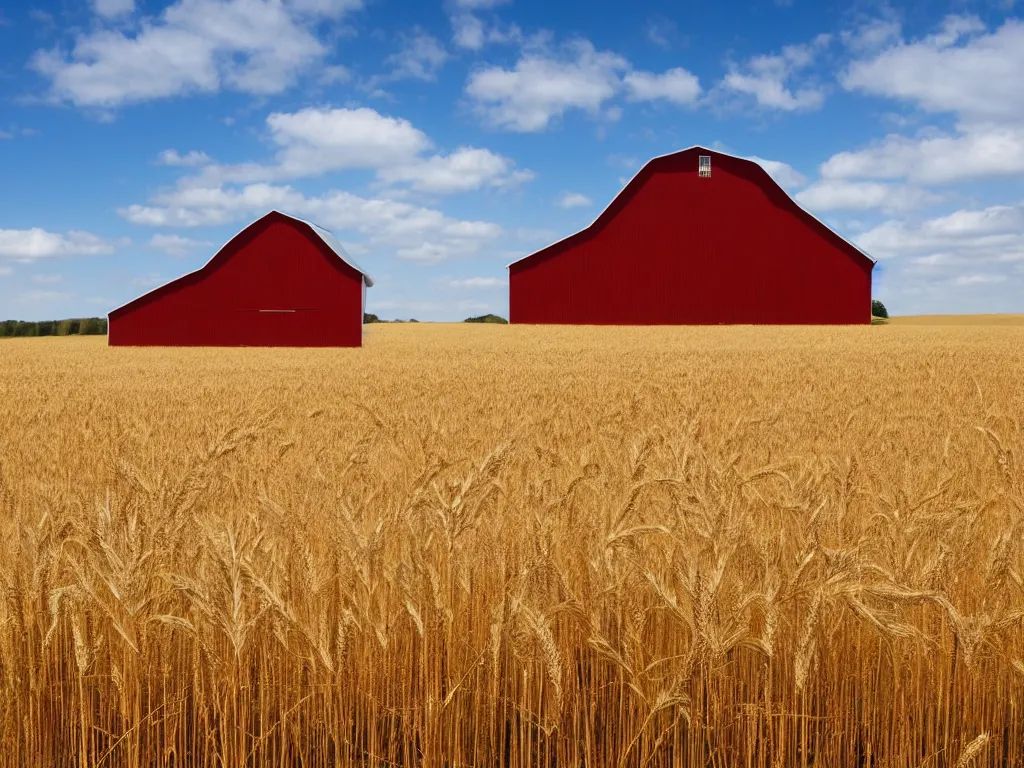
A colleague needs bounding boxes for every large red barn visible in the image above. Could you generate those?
[108,210,373,347]
[509,146,875,325]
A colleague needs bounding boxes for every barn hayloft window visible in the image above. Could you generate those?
[698,155,712,178]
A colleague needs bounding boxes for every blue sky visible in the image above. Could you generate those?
[1,0,1023,321]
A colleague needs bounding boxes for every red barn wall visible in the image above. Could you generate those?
[510,151,873,325]
[109,216,365,346]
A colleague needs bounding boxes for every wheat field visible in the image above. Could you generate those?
[1,322,1022,768]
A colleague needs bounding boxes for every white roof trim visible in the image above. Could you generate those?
[108,210,373,317]
[506,145,876,269]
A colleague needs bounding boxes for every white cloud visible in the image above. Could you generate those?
[0,229,123,260]
[376,147,534,193]
[196,107,429,184]
[384,31,448,82]
[30,273,63,284]
[285,0,362,16]
[184,106,531,194]
[0,131,11,139]
[557,192,592,209]
[465,39,628,131]
[855,203,1024,314]
[157,149,213,166]
[32,0,362,108]
[720,34,831,111]
[854,202,1024,260]
[265,106,428,174]
[93,0,135,18]
[148,233,213,256]
[444,276,507,288]
[841,17,1024,123]
[453,0,510,8]
[796,180,940,213]
[119,182,503,264]
[745,156,807,189]
[451,14,486,50]
[840,16,902,53]
[319,65,351,84]
[644,16,678,49]
[624,67,701,105]
[817,125,1024,185]
[0,266,12,276]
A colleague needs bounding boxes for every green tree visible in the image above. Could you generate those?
[80,318,104,335]
[464,314,508,324]
[872,299,888,319]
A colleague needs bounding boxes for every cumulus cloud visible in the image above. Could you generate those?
[853,202,1024,314]
[451,14,486,50]
[817,126,1024,186]
[644,16,678,49]
[92,0,135,19]
[0,228,124,260]
[745,156,807,189]
[119,182,503,264]
[840,16,902,53]
[258,107,429,176]
[623,67,701,105]
[840,16,1024,123]
[148,233,213,256]
[450,15,522,50]
[32,0,363,108]
[854,202,1024,260]
[157,149,213,166]
[796,180,941,213]
[557,192,592,209]
[810,16,1024,196]
[719,34,832,111]
[465,39,629,131]
[453,0,510,7]
[184,106,531,194]
[384,31,448,82]
[375,147,534,193]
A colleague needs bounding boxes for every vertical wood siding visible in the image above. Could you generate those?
[108,214,365,347]
[510,149,873,325]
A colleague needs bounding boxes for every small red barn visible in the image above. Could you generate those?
[108,210,373,347]
[509,146,875,325]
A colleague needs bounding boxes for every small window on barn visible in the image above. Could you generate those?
[699,155,712,178]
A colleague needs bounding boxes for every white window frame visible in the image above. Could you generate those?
[698,155,712,178]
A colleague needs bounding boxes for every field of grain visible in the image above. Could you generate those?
[1,323,1022,768]
[888,314,1024,326]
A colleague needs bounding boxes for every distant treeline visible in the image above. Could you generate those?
[363,314,420,324]
[363,313,508,324]
[0,317,108,337]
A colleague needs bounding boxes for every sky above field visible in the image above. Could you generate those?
[1,0,1023,321]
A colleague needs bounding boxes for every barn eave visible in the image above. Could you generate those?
[107,210,372,320]
[506,146,876,271]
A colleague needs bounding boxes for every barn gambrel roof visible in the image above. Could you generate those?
[108,210,372,319]
[507,146,876,271]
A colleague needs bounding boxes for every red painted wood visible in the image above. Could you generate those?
[510,148,874,325]
[108,212,365,346]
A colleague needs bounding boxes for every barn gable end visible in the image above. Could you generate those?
[509,147,874,326]
[108,211,372,347]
